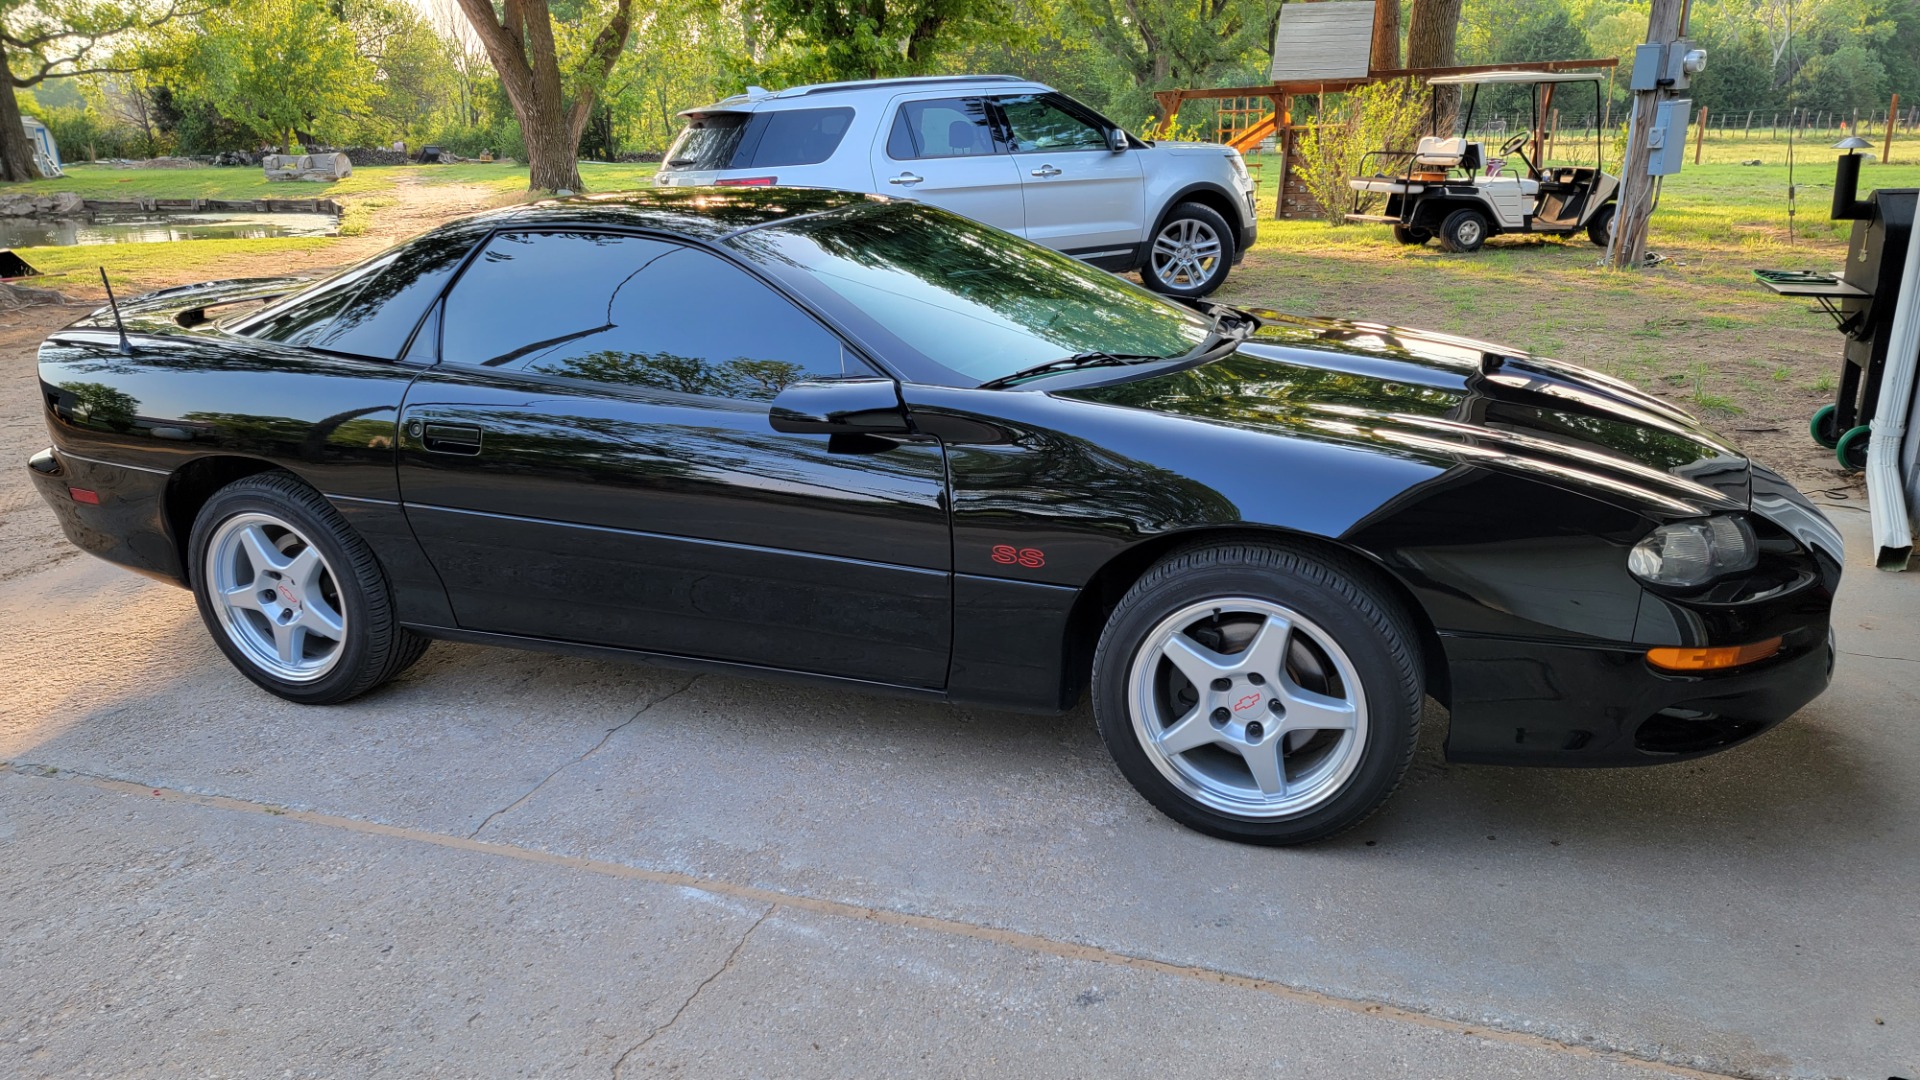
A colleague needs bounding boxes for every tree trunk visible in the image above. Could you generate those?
[1406,0,1462,119]
[505,80,583,192]
[0,51,44,182]
[1371,0,1401,72]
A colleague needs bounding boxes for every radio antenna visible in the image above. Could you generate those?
[99,268,131,355]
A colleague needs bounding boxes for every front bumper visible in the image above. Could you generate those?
[1440,624,1834,766]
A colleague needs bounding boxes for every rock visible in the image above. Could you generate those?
[49,192,84,214]
[262,152,352,182]
[212,150,258,167]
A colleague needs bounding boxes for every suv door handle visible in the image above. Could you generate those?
[1030,164,1062,177]
[887,172,923,186]
[420,422,483,456]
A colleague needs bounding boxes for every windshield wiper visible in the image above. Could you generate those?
[666,157,699,167]
[977,351,1170,390]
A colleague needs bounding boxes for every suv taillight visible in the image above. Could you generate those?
[716,176,777,187]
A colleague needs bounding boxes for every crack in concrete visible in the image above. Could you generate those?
[1838,648,1920,665]
[467,674,700,840]
[609,906,773,1079]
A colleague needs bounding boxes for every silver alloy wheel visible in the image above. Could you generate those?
[1150,217,1223,289]
[204,511,347,683]
[1128,597,1368,819]
[1454,217,1484,247]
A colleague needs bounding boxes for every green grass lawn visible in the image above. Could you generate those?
[13,159,660,203]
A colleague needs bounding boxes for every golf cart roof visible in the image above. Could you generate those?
[1428,70,1607,85]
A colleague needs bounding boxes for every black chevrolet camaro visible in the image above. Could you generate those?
[28,188,1843,844]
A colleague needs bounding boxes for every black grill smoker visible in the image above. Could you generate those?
[1755,137,1918,470]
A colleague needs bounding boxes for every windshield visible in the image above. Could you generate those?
[724,201,1212,385]
[664,112,750,169]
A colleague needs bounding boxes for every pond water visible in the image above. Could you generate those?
[0,211,339,248]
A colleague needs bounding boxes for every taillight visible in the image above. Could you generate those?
[716,176,777,187]
[69,486,100,504]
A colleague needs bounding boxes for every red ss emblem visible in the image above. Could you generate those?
[990,544,1046,568]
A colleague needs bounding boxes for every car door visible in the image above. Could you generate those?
[871,95,1025,234]
[991,92,1144,257]
[396,229,953,687]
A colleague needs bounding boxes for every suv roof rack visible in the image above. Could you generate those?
[777,74,1029,98]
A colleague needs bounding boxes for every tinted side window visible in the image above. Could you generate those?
[887,97,998,159]
[996,93,1109,152]
[742,107,854,168]
[442,231,855,401]
[231,224,482,359]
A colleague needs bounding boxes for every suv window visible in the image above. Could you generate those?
[442,231,856,401]
[995,93,1109,152]
[665,113,750,169]
[739,107,854,168]
[886,97,999,160]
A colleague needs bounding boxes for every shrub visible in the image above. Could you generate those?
[1290,79,1428,224]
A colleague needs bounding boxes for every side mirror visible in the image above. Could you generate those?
[768,377,913,435]
[1107,128,1129,154]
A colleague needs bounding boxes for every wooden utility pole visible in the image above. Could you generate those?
[1694,104,1707,164]
[1609,0,1688,269]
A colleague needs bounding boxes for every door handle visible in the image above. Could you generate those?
[887,172,923,186]
[1030,164,1062,177]
[420,422,483,456]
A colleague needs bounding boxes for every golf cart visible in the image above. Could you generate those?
[1347,71,1619,252]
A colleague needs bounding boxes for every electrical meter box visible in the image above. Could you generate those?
[1646,99,1693,175]
[1631,40,1706,90]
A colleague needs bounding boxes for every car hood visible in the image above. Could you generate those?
[1147,141,1241,156]
[1061,311,1750,518]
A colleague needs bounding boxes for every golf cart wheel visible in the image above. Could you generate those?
[1391,225,1431,246]
[1438,208,1488,253]
[1836,425,1871,471]
[1588,204,1616,247]
[1143,202,1235,298]
[1810,404,1842,449]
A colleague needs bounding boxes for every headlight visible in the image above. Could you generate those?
[1228,150,1250,184]
[1628,516,1758,587]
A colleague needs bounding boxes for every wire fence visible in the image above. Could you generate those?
[1463,106,1919,143]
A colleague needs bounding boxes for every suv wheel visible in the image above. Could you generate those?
[1091,540,1423,845]
[1144,202,1234,298]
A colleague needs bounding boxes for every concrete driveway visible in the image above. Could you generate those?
[2,317,1916,1076]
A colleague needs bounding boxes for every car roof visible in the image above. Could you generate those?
[697,74,1044,112]
[463,187,886,242]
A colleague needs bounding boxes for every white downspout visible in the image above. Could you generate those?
[1867,199,1920,570]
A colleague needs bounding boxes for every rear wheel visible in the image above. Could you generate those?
[1587,204,1616,247]
[189,471,427,704]
[1143,202,1235,298]
[1836,425,1872,471]
[1091,540,1423,845]
[1438,207,1489,253]
[1391,224,1431,246]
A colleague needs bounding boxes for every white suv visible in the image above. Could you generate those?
[655,75,1258,297]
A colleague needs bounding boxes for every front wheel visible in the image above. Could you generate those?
[1142,202,1235,298]
[189,471,427,704]
[1587,204,1616,247]
[1091,541,1423,845]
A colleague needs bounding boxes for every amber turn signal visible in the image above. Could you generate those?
[1645,637,1783,672]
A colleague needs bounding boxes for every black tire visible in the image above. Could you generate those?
[1391,224,1431,246]
[1438,207,1489,253]
[1141,201,1236,298]
[188,471,428,704]
[1090,540,1423,845]
[1587,203,1615,247]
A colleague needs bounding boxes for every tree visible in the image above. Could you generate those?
[452,0,635,192]
[1407,0,1464,117]
[173,0,379,148]
[0,0,190,180]
[1373,0,1401,70]
[1065,0,1274,122]
[749,0,1016,82]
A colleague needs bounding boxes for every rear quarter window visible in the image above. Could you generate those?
[665,113,750,169]
[740,107,855,168]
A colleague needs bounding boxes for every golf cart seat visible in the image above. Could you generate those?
[1414,136,1466,167]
